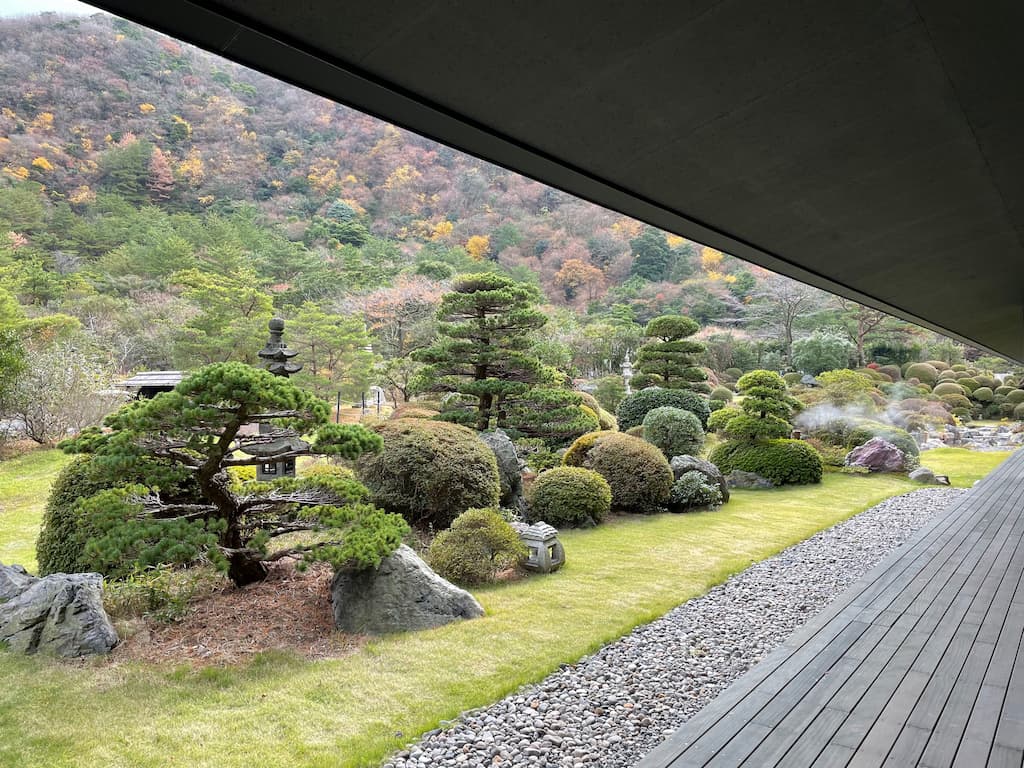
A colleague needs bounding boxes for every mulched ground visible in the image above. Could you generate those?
[111,561,366,666]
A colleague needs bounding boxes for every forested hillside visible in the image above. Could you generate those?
[0,10,1006,422]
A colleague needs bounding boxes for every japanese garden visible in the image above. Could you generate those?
[0,8,1021,768]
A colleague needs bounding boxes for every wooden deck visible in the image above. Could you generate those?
[637,449,1024,768]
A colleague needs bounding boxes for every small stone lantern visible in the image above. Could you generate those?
[513,522,565,574]
[252,318,304,479]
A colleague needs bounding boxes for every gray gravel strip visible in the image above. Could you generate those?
[383,487,964,768]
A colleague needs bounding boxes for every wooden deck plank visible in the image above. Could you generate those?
[636,449,1024,768]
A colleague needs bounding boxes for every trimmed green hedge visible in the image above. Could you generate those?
[357,418,500,528]
[526,466,612,527]
[709,439,823,485]
[427,508,527,585]
[616,387,710,431]
[642,406,705,459]
[582,432,673,512]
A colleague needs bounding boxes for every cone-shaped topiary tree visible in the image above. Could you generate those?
[415,273,549,431]
[635,315,710,393]
[58,362,408,586]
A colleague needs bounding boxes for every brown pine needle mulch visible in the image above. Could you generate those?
[111,561,366,667]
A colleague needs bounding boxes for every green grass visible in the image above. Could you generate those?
[0,448,1011,767]
[0,449,70,572]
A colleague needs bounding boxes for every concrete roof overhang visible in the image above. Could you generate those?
[87,1,1024,360]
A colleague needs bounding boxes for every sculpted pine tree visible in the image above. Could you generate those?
[415,273,548,431]
[60,362,407,586]
[635,315,711,393]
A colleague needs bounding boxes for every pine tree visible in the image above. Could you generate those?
[635,315,710,393]
[59,362,407,586]
[415,273,548,431]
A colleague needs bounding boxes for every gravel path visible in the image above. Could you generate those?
[384,487,965,768]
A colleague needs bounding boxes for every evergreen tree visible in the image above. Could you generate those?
[59,362,407,586]
[711,369,799,440]
[415,273,548,431]
[635,314,710,393]
[628,227,673,281]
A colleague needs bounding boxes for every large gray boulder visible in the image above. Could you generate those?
[0,565,118,657]
[909,467,951,485]
[479,429,527,518]
[670,455,729,503]
[0,563,35,601]
[845,437,906,472]
[331,545,484,634]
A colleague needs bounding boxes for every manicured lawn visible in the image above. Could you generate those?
[0,449,71,572]
[0,448,1011,768]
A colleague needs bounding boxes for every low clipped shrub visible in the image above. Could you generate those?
[642,406,705,459]
[723,367,743,381]
[972,386,995,403]
[708,399,726,412]
[974,375,998,389]
[941,393,973,411]
[1015,403,1024,420]
[625,425,645,437]
[783,372,803,386]
[389,406,440,420]
[582,432,673,512]
[1007,389,1024,404]
[616,387,711,431]
[670,471,723,512]
[707,405,743,434]
[527,466,612,527]
[563,429,615,467]
[709,439,823,485]
[995,386,1014,396]
[709,386,733,402]
[905,362,940,386]
[878,364,902,382]
[932,382,966,397]
[427,508,527,585]
[925,359,950,371]
[357,418,500,529]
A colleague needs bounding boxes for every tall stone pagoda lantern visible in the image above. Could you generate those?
[622,351,635,395]
[252,317,306,480]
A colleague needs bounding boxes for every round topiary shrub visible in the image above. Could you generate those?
[563,429,615,467]
[357,418,500,529]
[577,391,619,431]
[1007,390,1024,404]
[941,393,973,411]
[642,406,705,459]
[905,363,940,386]
[581,432,673,512]
[709,386,733,402]
[616,387,711,431]
[709,439,823,485]
[995,386,1014,396]
[669,470,723,512]
[1015,403,1024,420]
[925,360,950,371]
[972,386,995,403]
[878,364,901,382]
[932,382,966,397]
[724,367,743,381]
[526,466,612,527]
[783,372,803,386]
[427,508,527,585]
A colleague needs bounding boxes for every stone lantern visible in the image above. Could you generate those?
[622,351,634,395]
[258,317,303,378]
[254,317,305,480]
[513,522,565,574]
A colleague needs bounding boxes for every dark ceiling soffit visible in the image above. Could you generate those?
[85,0,1010,359]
